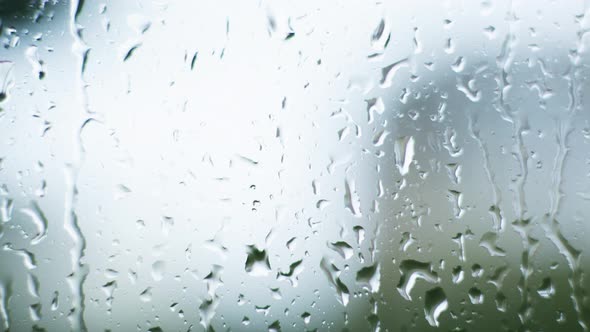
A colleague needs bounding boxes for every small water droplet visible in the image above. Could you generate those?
[397,260,439,300]
[537,277,555,299]
[139,287,152,302]
[424,287,448,327]
[127,14,151,34]
[468,287,484,304]
[356,263,380,293]
[344,178,362,217]
[301,311,311,324]
[394,136,415,176]
[151,260,166,281]
[328,241,354,260]
[245,245,271,276]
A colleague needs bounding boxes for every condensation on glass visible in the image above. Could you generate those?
[0,0,589,331]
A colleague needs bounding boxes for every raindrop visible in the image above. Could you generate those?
[356,263,380,293]
[151,261,166,281]
[394,136,415,176]
[380,58,410,88]
[139,287,152,302]
[328,241,354,260]
[371,18,391,54]
[127,14,151,34]
[397,260,439,300]
[452,266,464,284]
[468,287,484,304]
[0,61,14,103]
[537,277,555,299]
[245,245,271,277]
[424,287,448,327]
[344,178,362,217]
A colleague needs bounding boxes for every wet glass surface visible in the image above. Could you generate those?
[0,0,589,331]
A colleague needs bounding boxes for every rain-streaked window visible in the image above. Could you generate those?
[0,0,589,331]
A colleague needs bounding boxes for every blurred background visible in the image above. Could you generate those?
[0,0,589,331]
